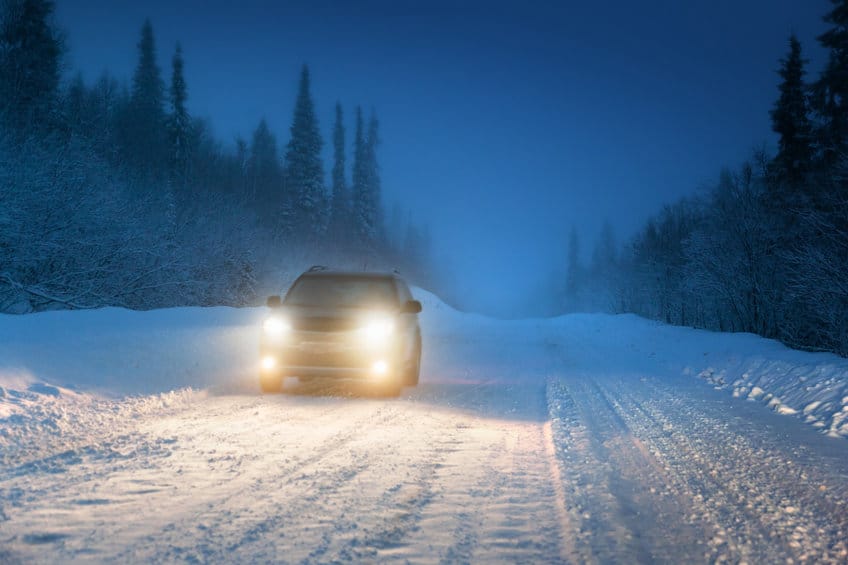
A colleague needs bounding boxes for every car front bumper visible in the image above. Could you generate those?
[260,334,401,381]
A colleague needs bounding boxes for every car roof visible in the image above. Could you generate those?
[298,270,400,281]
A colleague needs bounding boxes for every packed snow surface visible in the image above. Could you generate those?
[1,290,847,563]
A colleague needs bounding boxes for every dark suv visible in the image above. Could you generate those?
[259,268,423,395]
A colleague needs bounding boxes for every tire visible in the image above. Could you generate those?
[405,338,422,387]
[383,378,403,398]
[259,374,282,394]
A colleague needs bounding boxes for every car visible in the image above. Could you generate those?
[259,267,423,395]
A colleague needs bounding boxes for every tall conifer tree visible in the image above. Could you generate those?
[351,107,383,247]
[248,118,279,206]
[329,102,348,239]
[565,228,582,311]
[814,0,848,164]
[283,65,325,237]
[351,106,369,244]
[364,110,383,242]
[770,35,812,189]
[125,19,166,176]
[168,42,191,188]
[0,0,63,132]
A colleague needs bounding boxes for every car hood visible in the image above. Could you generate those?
[279,305,397,332]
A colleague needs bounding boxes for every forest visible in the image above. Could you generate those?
[562,0,848,357]
[0,0,434,314]
[3,0,847,358]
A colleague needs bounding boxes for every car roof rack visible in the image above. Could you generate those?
[307,265,329,272]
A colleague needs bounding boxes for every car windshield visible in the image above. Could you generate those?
[284,276,398,308]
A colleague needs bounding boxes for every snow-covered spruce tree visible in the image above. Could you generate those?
[168,42,192,192]
[351,107,384,250]
[770,35,813,191]
[813,0,848,168]
[120,19,167,179]
[365,111,385,243]
[283,65,326,240]
[589,221,619,312]
[247,118,284,229]
[351,106,368,245]
[0,0,63,133]
[329,102,349,243]
[564,227,582,312]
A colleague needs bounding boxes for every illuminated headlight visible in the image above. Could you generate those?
[360,319,394,344]
[263,316,290,337]
[372,360,389,376]
[261,356,277,370]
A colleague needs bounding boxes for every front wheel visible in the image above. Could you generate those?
[259,374,282,394]
[405,340,422,387]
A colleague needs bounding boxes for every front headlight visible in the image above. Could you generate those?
[263,316,290,337]
[360,318,394,344]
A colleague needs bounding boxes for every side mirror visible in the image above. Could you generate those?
[266,295,282,308]
[401,299,422,314]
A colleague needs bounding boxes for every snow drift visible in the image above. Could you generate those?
[1,288,847,441]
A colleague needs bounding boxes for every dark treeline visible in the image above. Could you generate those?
[562,0,848,356]
[0,0,434,313]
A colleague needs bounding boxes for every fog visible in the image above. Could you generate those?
[53,0,829,317]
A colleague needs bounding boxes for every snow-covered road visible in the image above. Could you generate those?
[2,290,848,563]
[1,379,567,563]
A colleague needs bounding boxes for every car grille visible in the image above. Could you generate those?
[292,316,359,332]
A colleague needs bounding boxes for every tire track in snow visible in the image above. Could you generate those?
[543,419,580,564]
[610,376,848,563]
[546,371,848,563]
[122,398,402,563]
[2,380,570,563]
[547,378,716,564]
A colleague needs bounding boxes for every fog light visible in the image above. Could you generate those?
[263,316,290,337]
[261,356,277,370]
[372,360,388,376]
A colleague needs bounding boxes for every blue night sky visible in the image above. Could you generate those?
[55,0,830,316]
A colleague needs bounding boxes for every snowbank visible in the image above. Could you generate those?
[0,306,263,397]
[546,313,848,438]
[1,289,847,439]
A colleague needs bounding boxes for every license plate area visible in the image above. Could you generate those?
[298,340,350,354]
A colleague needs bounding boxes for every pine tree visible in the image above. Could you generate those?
[248,118,280,207]
[131,20,165,121]
[565,228,582,312]
[351,108,383,247]
[0,0,63,132]
[590,222,618,311]
[365,110,384,241]
[123,19,167,176]
[813,0,848,165]
[168,42,192,189]
[770,35,812,188]
[283,65,325,238]
[329,102,348,239]
[592,222,617,272]
[351,106,369,244]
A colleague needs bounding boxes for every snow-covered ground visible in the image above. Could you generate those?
[1,290,847,562]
